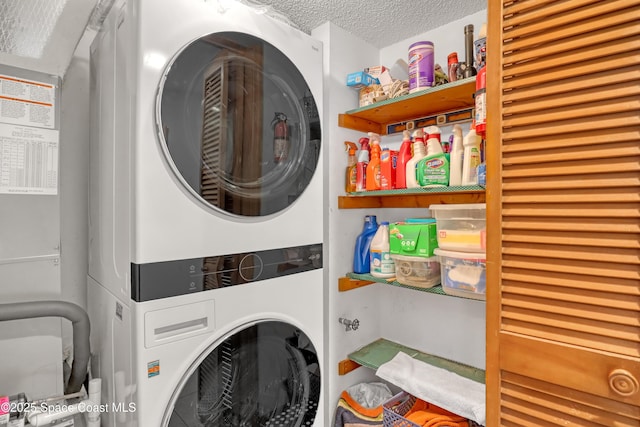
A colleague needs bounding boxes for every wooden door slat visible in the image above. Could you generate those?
[502,294,640,327]
[503,36,640,78]
[502,216,640,233]
[503,0,602,28]
[501,270,640,296]
[503,230,640,251]
[505,20,640,65]
[501,127,640,153]
[502,320,639,356]
[503,158,640,178]
[502,256,640,280]
[503,112,640,140]
[502,281,640,311]
[503,80,640,116]
[503,97,640,128]
[503,141,640,164]
[502,242,640,266]
[502,50,640,90]
[504,2,640,47]
[502,202,640,218]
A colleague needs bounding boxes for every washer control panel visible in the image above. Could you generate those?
[131,244,322,302]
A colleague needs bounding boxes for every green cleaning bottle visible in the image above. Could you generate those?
[417,126,449,187]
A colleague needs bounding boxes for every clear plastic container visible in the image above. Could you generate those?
[390,254,440,288]
[429,203,486,252]
[434,248,486,300]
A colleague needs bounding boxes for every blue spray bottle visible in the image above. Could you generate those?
[353,215,379,274]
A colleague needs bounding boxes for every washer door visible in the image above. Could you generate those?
[166,321,320,427]
[157,32,321,218]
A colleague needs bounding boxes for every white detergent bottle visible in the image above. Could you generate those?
[461,125,483,185]
[370,221,395,278]
[449,124,464,186]
[405,129,426,188]
[425,125,443,155]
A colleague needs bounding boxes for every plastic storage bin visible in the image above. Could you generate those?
[434,248,486,300]
[391,254,440,288]
[382,392,420,427]
[429,203,486,252]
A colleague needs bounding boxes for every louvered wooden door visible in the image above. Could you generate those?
[486,0,640,425]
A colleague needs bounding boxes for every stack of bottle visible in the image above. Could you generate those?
[343,124,485,194]
[352,215,396,279]
[352,214,441,289]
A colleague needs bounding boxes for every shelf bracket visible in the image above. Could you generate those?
[338,358,362,376]
[338,276,375,292]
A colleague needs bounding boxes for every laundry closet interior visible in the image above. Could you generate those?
[0,0,638,426]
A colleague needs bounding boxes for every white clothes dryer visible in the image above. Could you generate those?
[88,260,324,427]
[87,1,325,426]
[89,0,323,302]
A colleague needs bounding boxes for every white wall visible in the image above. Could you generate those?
[0,27,94,399]
[312,22,382,424]
[59,29,94,339]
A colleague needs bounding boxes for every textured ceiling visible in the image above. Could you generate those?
[0,0,487,76]
[257,0,487,47]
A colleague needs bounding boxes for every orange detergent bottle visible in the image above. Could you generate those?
[344,141,358,193]
[365,132,382,191]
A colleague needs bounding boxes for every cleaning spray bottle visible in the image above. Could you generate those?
[366,132,382,191]
[395,130,412,189]
[417,126,449,187]
[462,123,483,185]
[405,129,426,189]
[448,124,464,186]
[344,141,358,193]
[353,215,379,274]
[424,126,442,154]
[355,137,370,192]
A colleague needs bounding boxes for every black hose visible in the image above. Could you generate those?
[0,301,90,394]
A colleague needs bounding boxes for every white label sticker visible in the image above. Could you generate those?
[0,74,55,129]
[0,124,59,194]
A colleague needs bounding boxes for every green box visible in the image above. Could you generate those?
[389,220,439,258]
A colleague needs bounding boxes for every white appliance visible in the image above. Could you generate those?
[88,0,324,425]
[88,0,323,302]
[88,263,323,426]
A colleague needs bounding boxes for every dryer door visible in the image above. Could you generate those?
[157,32,321,218]
[165,321,320,427]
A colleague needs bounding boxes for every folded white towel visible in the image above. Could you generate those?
[375,351,485,425]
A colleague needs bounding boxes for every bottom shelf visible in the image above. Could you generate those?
[340,338,485,384]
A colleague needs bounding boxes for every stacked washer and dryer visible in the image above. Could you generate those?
[87,0,324,425]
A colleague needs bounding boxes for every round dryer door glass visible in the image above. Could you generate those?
[158,32,321,217]
[166,321,320,426]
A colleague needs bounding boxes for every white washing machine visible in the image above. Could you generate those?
[88,0,325,425]
[88,0,323,302]
[88,261,323,426]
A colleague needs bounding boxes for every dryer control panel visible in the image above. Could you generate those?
[130,243,322,302]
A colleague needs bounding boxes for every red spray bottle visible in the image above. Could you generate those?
[395,130,412,189]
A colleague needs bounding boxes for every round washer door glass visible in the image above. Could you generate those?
[158,32,321,217]
[166,321,320,426]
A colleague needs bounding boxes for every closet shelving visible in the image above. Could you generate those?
[338,77,484,209]
[339,185,485,209]
[339,272,483,300]
[337,77,486,382]
[338,77,476,135]
[339,338,485,383]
